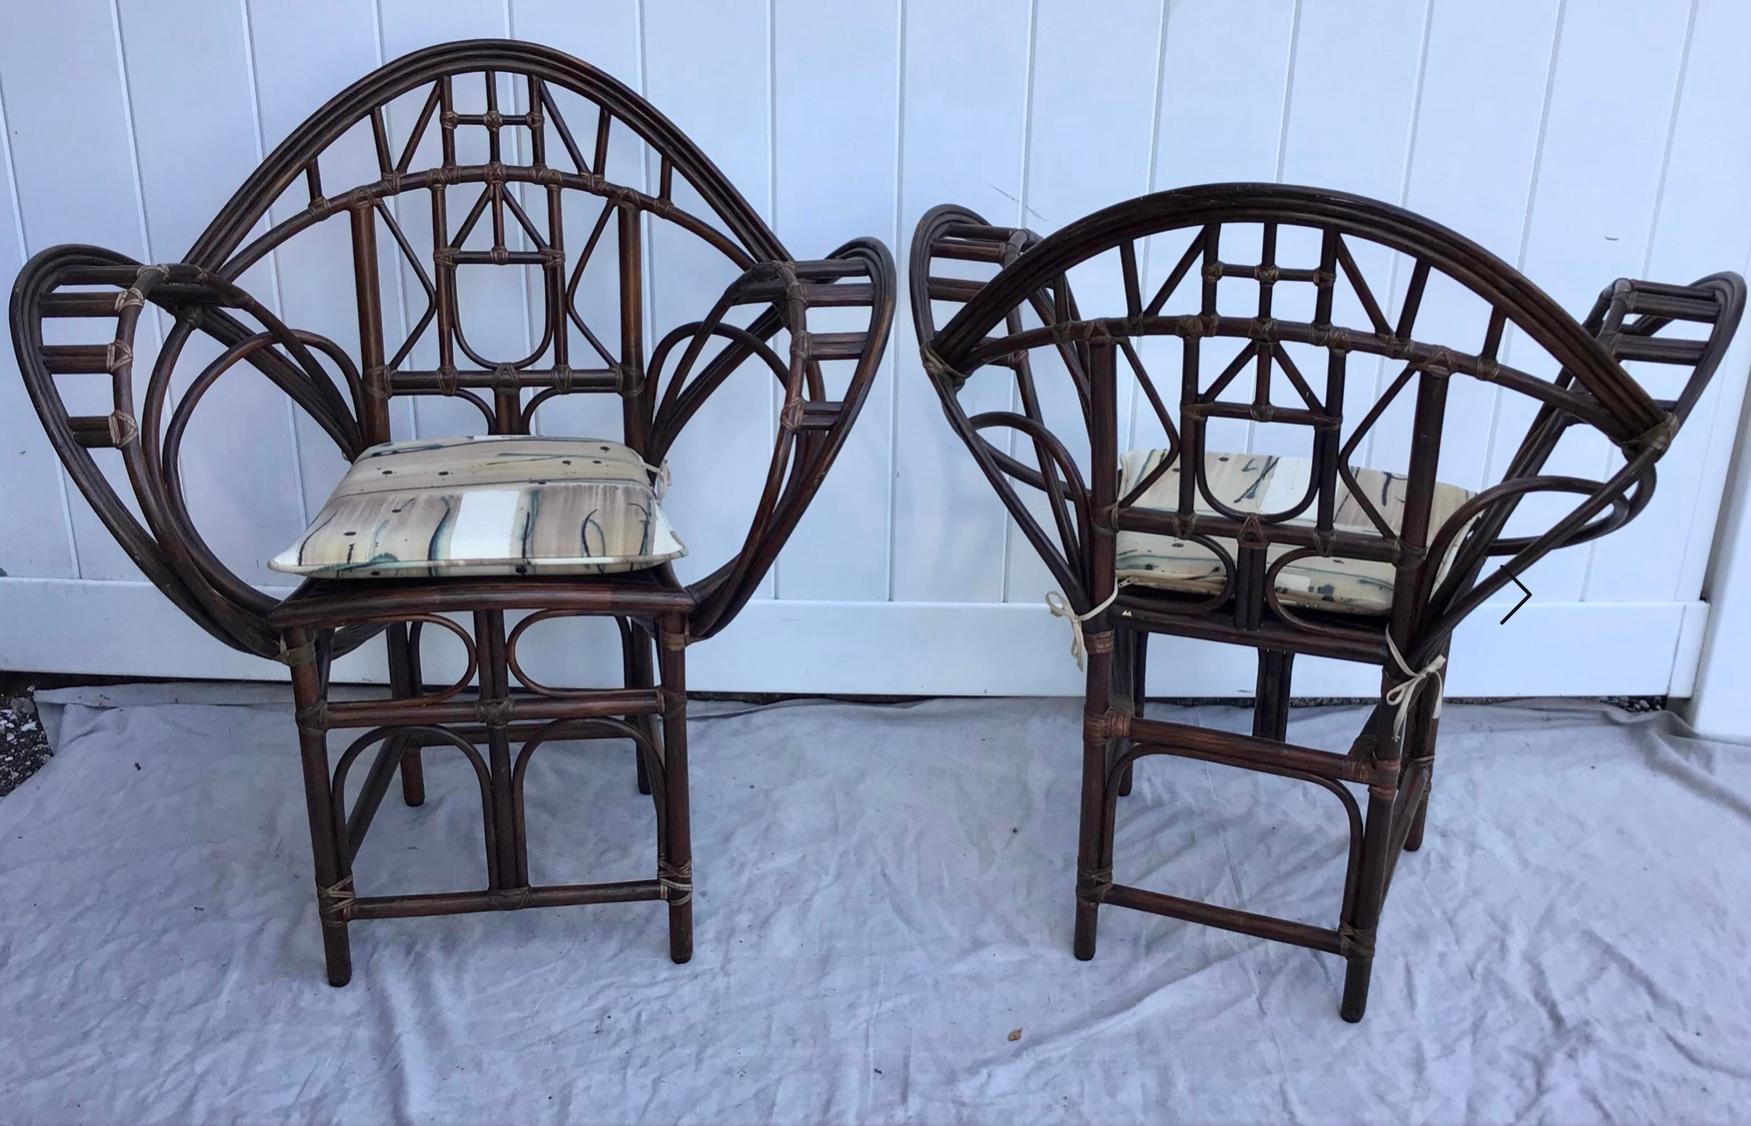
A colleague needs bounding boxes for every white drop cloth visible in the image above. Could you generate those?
[1,692,1745,1123]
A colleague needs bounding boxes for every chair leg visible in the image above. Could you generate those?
[1341,677,1423,1022]
[657,614,693,964]
[634,740,652,795]
[1403,703,1440,853]
[1074,629,1118,960]
[622,619,656,796]
[1073,726,1110,960]
[288,628,352,987]
[397,749,426,807]
[344,734,410,856]
[473,610,527,890]
[1340,784,1397,1022]
[1253,649,1294,741]
[1117,629,1145,797]
[1404,774,1431,853]
[386,622,425,807]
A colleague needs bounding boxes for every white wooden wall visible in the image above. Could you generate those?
[1,0,1747,704]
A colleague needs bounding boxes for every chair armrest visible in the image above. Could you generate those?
[1591,272,1746,437]
[645,237,896,639]
[11,243,364,658]
[1420,271,1745,647]
[908,204,1098,605]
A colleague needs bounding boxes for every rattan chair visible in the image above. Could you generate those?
[11,41,893,984]
[909,183,1742,1020]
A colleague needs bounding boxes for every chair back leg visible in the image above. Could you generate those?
[657,614,694,964]
[621,619,658,797]
[1402,687,1442,853]
[387,622,426,807]
[1116,629,1145,797]
[1253,651,1295,741]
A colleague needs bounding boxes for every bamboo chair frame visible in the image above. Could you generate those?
[909,182,1743,1020]
[11,40,894,984]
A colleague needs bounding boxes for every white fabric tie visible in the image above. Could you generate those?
[1384,631,1445,743]
[1045,580,1130,671]
[645,459,671,499]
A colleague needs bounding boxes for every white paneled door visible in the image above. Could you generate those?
[1,0,1746,704]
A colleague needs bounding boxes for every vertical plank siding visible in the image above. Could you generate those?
[0,0,1743,695]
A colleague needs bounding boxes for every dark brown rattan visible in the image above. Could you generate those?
[910,182,1743,1020]
[11,40,893,984]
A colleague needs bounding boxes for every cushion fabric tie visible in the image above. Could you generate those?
[1384,631,1445,744]
[1045,580,1131,671]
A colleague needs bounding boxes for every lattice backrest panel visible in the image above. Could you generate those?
[185,44,784,445]
[911,186,1730,631]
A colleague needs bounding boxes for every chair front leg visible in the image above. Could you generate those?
[657,614,693,964]
[1340,682,1423,1023]
[287,627,352,987]
[1339,778,1399,1022]
[1074,627,1119,960]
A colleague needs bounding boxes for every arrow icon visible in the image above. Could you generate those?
[1499,573,1531,625]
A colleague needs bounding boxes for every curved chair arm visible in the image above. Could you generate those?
[1418,270,1745,662]
[646,237,896,640]
[1592,272,1746,432]
[10,243,366,659]
[911,203,1099,606]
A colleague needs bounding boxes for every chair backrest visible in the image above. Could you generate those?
[11,41,894,658]
[187,39,786,450]
[911,183,1743,664]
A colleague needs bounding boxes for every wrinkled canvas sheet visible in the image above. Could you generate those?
[1,690,1746,1124]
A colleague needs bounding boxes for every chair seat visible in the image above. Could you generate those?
[269,435,685,579]
[1116,449,1473,616]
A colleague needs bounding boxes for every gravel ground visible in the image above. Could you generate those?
[0,694,51,797]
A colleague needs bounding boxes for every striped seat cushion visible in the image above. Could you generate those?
[269,435,685,579]
[1115,449,1473,616]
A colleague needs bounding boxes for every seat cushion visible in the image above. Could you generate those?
[1115,449,1473,616]
[269,435,685,579]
